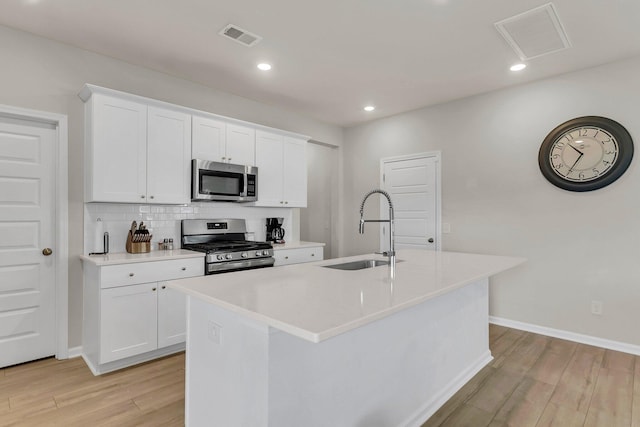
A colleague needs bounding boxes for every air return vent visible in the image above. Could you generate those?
[495,3,571,60]
[219,24,262,47]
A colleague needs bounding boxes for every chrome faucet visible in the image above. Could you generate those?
[359,189,396,275]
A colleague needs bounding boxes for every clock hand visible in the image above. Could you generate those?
[568,143,584,156]
[568,152,584,174]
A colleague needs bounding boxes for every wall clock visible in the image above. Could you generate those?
[538,116,634,192]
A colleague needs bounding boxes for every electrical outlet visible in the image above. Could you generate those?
[208,321,222,344]
[591,300,603,316]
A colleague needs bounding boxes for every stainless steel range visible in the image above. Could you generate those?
[181,219,274,274]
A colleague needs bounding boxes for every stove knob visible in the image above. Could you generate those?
[217,255,225,261]
[241,252,248,258]
[225,254,233,260]
[262,250,269,256]
[255,251,262,256]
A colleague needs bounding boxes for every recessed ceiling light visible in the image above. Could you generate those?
[364,106,375,112]
[257,63,272,71]
[510,63,527,71]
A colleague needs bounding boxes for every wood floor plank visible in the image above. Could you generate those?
[489,377,555,427]
[526,339,575,386]
[602,350,636,373]
[489,324,510,345]
[489,329,526,368]
[588,367,634,422]
[584,407,632,427]
[438,403,494,427]
[465,368,524,414]
[536,401,588,427]
[499,333,548,376]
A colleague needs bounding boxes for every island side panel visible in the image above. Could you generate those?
[267,278,490,427]
[185,296,270,427]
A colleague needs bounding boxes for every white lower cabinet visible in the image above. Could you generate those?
[274,246,324,266]
[100,283,158,363]
[82,256,203,375]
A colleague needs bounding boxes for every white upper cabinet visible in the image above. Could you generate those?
[254,131,307,207]
[226,124,256,166]
[192,116,226,161]
[192,117,255,166]
[282,137,307,207]
[87,93,147,203]
[83,90,191,204]
[147,107,191,204]
[80,84,308,206]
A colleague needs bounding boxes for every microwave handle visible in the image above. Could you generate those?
[243,174,248,197]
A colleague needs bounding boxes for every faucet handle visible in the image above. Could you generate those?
[376,251,389,256]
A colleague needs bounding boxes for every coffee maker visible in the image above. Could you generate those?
[265,217,285,244]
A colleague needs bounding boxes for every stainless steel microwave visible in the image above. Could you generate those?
[192,159,257,202]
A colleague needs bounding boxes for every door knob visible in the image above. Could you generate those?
[428,238,434,243]
[42,248,53,256]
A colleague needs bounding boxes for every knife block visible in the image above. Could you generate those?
[126,232,151,254]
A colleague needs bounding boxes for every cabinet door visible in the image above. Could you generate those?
[192,116,226,162]
[282,137,307,207]
[89,94,147,202]
[147,106,191,204]
[226,124,256,166]
[157,283,187,348]
[100,283,158,363]
[255,131,284,206]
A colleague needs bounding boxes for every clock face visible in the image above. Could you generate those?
[539,116,633,192]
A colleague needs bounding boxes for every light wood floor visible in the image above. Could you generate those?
[0,352,185,426]
[423,324,640,427]
[1,325,638,426]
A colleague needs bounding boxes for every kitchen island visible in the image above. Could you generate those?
[169,249,524,427]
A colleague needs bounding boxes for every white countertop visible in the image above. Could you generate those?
[169,249,525,343]
[80,249,204,266]
[271,241,326,250]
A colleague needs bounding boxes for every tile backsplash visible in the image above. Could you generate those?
[84,202,294,254]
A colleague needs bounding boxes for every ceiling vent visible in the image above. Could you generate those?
[495,3,571,60]
[219,24,262,47]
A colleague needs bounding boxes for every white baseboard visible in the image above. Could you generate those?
[489,316,640,356]
[67,346,83,358]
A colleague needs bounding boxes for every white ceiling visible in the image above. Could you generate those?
[2,0,640,127]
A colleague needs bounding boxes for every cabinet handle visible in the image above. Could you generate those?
[227,157,232,162]
[140,195,145,199]
[222,157,226,161]
[285,201,288,204]
[285,256,289,259]
[280,201,284,204]
[150,195,154,199]
[152,287,156,291]
[162,285,166,289]
[129,273,135,277]
[311,253,315,257]
[181,267,186,271]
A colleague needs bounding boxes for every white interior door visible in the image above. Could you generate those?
[0,119,56,368]
[381,154,440,251]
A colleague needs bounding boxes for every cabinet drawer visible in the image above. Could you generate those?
[100,258,204,288]
[274,247,323,266]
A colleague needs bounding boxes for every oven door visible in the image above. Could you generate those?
[206,257,275,274]
[192,159,257,202]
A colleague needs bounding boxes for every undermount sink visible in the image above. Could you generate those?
[323,259,391,271]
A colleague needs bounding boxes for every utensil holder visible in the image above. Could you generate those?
[126,231,151,253]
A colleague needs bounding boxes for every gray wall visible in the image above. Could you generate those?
[343,55,640,346]
[0,24,343,348]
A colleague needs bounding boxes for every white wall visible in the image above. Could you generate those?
[343,55,640,346]
[0,24,343,348]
